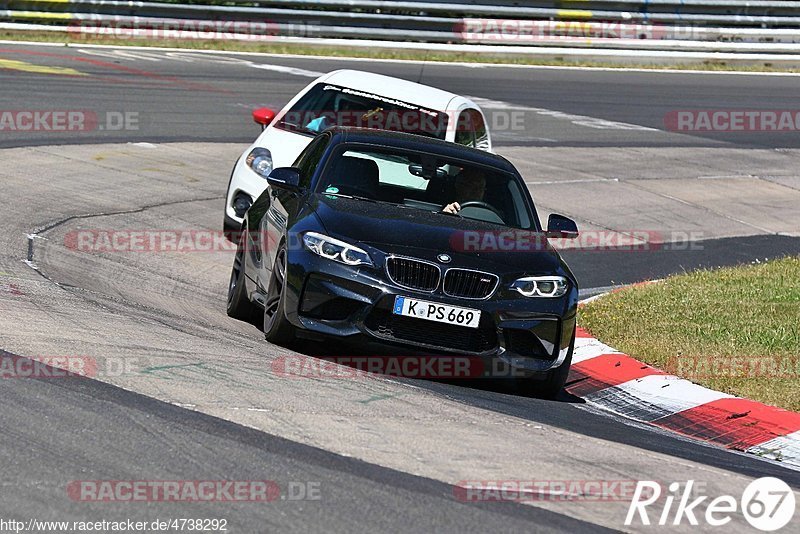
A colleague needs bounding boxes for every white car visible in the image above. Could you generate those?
[224,69,493,233]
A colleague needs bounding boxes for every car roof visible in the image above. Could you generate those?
[322,70,463,112]
[325,127,516,172]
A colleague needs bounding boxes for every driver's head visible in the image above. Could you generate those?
[454,168,487,203]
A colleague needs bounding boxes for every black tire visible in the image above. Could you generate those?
[515,328,575,399]
[226,230,260,322]
[223,214,240,242]
[263,243,296,345]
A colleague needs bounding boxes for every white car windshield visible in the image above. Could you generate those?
[277,83,449,139]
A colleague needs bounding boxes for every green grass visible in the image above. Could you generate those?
[579,257,800,411]
[2,30,799,72]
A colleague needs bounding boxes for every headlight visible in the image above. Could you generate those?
[302,232,373,267]
[245,147,273,178]
[511,276,569,298]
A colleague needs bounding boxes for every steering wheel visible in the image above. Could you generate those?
[459,201,506,221]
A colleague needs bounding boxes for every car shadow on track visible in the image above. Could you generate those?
[286,334,586,405]
[238,321,800,483]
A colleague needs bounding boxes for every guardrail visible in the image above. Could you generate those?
[3,0,800,55]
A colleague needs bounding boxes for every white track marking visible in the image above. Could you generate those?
[77,48,324,77]
[469,96,658,131]
[78,49,162,62]
[245,62,324,77]
[746,431,800,469]
[585,374,734,421]
[7,39,800,76]
[572,336,624,363]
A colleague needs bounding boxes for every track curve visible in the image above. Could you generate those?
[2,42,800,531]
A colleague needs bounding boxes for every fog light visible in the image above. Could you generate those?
[232,193,253,218]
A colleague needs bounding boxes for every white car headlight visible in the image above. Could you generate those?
[511,276,569,298]
[302,232,373,267]
[245,147,273,178]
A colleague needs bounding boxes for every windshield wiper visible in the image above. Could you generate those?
[322,192,379,203]
[277,122,317,136]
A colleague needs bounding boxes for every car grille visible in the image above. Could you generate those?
[443,269,499,299]
[386,257,440,292]
[365,309,497,353]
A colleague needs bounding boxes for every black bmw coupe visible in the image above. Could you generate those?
[227,127,580,397]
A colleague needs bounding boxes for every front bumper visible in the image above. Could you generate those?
[225,152,270,224]
[283,247,577,374]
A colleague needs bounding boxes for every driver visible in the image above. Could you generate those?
[442,168,487,215]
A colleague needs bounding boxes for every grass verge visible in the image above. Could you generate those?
[579,257,800,411]
[1,30,799,73]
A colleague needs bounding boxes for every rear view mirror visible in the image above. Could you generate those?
[252,107,276,130]
[547,214,579,239]
[408,164,446,180]
[267,167,301,193]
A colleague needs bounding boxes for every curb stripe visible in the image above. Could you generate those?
[746,430,800,469]
[653,398,800,450]
[571,322,800,469]
[584,375,733,422]
[567,354,665,397]
[575,326,593,338]
[572,337,623,364]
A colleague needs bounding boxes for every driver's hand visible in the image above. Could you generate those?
[442,202,460,214]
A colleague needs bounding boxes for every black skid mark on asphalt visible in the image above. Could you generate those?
[19,194,269,348]
[24,193,224,284]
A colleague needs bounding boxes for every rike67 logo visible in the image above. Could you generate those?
[626,478,796,531]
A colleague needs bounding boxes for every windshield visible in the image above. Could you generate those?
[315,146,535,230]
[276,83,449,139]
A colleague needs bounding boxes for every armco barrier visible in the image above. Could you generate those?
[3,0,800,57]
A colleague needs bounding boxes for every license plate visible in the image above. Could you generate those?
[393,296,481,329]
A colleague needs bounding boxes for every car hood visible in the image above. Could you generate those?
[258,126,314,168]
[309,194,568,276]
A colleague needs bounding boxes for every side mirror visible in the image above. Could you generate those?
[252,107,276,130]
[267,167,301,193]
[547,214,579,239]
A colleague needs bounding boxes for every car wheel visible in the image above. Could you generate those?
[263,243,296,345]
[223,215,240,241]
[227,230,260,322]
[515,328,575,399]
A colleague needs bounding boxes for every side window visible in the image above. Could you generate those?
[294,134,329,188]
[454,110,475,147]
[469,109,489,150]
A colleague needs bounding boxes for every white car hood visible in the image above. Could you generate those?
[256,126,314,168]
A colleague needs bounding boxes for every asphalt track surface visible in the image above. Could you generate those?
[1,42,800,532]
